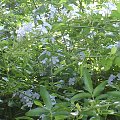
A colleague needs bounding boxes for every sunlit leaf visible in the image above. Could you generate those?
[111,47,117,55]
[59,0,67,3]
[34,100,43,107]
[114,56,120,67]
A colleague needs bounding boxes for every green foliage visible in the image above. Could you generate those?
[0,0,120,120]
[25,86,71,119]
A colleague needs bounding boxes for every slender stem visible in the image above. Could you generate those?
[50,62,54,88]
[50,110,53,120]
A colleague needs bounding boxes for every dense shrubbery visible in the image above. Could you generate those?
[0,0,120,120]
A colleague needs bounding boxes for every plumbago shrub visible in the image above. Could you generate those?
[0,0,120,120]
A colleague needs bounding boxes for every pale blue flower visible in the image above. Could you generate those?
[3,10,10,14]
[51,37,55,43]
[49,4,57,13]
[116,41,120,48]
[79,52,85,60]
[43,22,52,30]
[0,26,4,30]
[106,41,120,49]
[105,32,114,36]
[70,110,79,116]
[100,8,111,16]
[51,56,59,64]
[36,25,48,34]
[2,77,9,81]
[16,22,34,38]
[61,8,68,16]
[50,95,56,105]
[26,101,33,108]
[24,90,32,97]
[108,74,116,85]
[67,4,80,19]
[88,31,96,38]
[106,44,115,49]
[84,9,91,15]
[55,80,64,88]
[23,22,33,32]
[32,92,40,99]
[68,11,80,19]
[41,50,51,56]
[57,17,62,22]
[40,114,46,120]
[41,58,48,64]
[18,89,40,108]
[16,27,25,37]
[49,4,57,18]
[87,3,97,9]
[69,77,75,85]
[113,23,119,28]
[103,2,117,11]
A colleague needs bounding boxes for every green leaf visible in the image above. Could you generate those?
[107,91,120,98]
[76,103,81,112]
[71,92,91,103]
[34,100,43,107]
[114,56,120,67]
[83,68,93,94]
[38,5,46,14]
[25,107,49,117]
[101,57,114,71]
[95,94,108,100]
[55,115,68,120]
[111,11,120,19]
[53,111,70,116]
[117,3,120,13]
[111,47,117,55]
[53,102,71,112]
[15,116,33,120]
[40,85,52,110]
[59,0,67,3]
[93,81,107,97]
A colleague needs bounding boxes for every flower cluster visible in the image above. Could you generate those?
[85,2,117,16]
[13,90,40,108]
[36,21,52,34]
[108,73,120,85]
[68,77,76,86]
[106,41,120,49]
[108,74,116,85]
[16,22,34,39]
